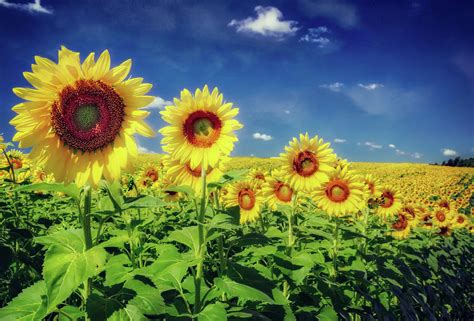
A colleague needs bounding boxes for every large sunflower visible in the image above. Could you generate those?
[376,186,403,218]
[432,206,454,228]
[163,155,227,195]
[313,166,365,217]
[262,169,294,210]
[279,133,336,192]
[391,211,412,240]
[224,180,264,224]
[10,46,155,186]
[159,85,243,171]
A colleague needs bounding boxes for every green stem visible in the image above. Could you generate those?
[2,149,20,226]
[283,194,298,298]
[82,186,93,307]
[194,167,207,316]
[332,217,340,283]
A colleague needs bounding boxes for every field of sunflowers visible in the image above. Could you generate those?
[0,47,473,321]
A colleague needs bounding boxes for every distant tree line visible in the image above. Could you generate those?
[431,157,474,167]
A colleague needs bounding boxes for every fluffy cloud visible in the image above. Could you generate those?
[0,0,52,14]
[138,145,157,154]
[388,144,396,148]
[319,82,344,92]
[284,110,291,114]
[411,152,423,159]
[442,148,458,157]
[364,141,382,150]
[395,149,406,155]
[358,83,384,90]
[334,138,346,143]
[299,0,359,29]
[300,26,330,48]
[145,96,173,109]
[253,132,273,141]
[229,6,298,37]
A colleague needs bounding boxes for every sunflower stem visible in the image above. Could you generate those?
[283,194,298,298]
[2,148,21,226]
[214,189,226,276]
[82,186,93,312]
[331,217,340,283]
[194,167,207,316]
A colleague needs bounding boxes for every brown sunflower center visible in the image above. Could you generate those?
[183,111,222,147]
[380,191,395,208]
[11,158,23,169]
[367,181,375,194]
[238,188,256,210]
[392,213,408,230]
[274,182,293,202]
[51,79,125,152]
[325,180,350,202]
[439,200,449,209]
[436,211,446,222]
[145,168,159,182]
[457,216,465,223]
[293,151,319,177]
[255,173,265,181]
[185,162,213,177]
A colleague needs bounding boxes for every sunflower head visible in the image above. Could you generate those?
[224,180,263,224]
[313,166,365,217]
[279,133,336,192]
[432,206,454,228]
[247,168,268,189]
[263,169,294,210]
[160,85,243,171]
[375,186,403,219]
[391,211,412,239]
[0,134,6,150]
[453,214,470,229]
[10,46,156,187]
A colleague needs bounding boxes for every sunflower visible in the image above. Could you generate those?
[10,46,155,187]
[313,166,365,217]
[163,155,227,195]
[160,85,243,171]
[391,211,412,239]
[279,133,336,192]
[363,174,378,199]
[262,170,294,210]
[136,162,162,190]
[1,149,31,183]
[376,186,403,218]
[453,214,470,229]
[225,180,264,224]
[247,167,268,189]
[432,206,454,228]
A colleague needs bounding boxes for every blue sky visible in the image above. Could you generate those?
[0,0,473,163]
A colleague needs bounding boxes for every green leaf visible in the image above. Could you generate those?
[167,226,200,256]
[165,185,195,198]
[124,279,165,316]
[215,277,274,304]
[318,306,338,321]
[198,302,227,321]
[122,195,165,210]
[58,305,84,321]
[14,182,80,202]
[104,254,133,286]
[0,281,48,321]
[86,294,122,321]
[38,230,107,312]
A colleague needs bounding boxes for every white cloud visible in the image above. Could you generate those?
[319,82,344,92]
[388,144,396,148]
[300,26,330,48]
[0,0,52,14]
[442,148,458,157]
[364,141,382,150]
[358,83,384,90]
[299,0,359,29]
[229,6,298,37]
[138,145,157,154]
[253,132,273,141]
[284,110,291,114]
[334,138,346,143]
[145,96,172,109]
[395,149,406,155]
[411,152,423,159]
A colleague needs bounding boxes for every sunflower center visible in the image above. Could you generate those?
[11,158,23,169]
[51,79,125,152]
[380,191,395,208]
[185,162,213,177]
[367,182,375,194]
[457,216,465,223]
[436,211,445,222]
[145,168,159,182]
[238,189,256,210]
[326,180,350,202]
[184,111,222,147]
[275,182,293,202]
[73,104,100,131]
[392,213,408,230]
[256,173,265,181]
[293,151,319,177]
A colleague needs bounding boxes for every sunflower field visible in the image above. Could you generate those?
[0,47,473,321]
